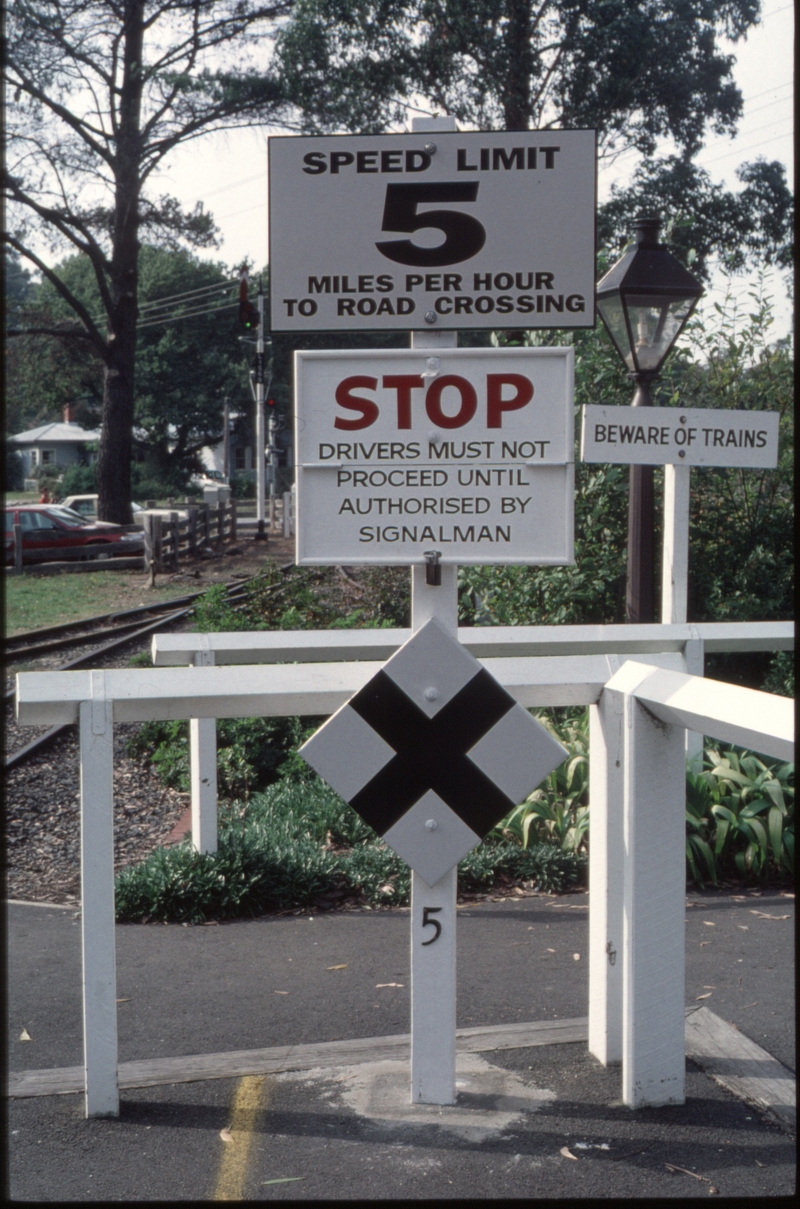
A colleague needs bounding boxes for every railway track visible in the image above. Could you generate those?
[5,580,249,665]
[4,571,292,769]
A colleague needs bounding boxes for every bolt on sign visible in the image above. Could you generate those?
[294,347,574,565]
[300,619,567,888]
[268,130,596,332]
[581,405,780,467]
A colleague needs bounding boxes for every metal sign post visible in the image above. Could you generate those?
[409,282,460,1102]
[662,464,691,625]
[255,284,267,540]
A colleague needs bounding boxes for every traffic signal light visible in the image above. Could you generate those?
[239,267,259,330]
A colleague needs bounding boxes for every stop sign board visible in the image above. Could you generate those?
[294,346,574,565]
[269,130,596,332]
[300,618,567,887]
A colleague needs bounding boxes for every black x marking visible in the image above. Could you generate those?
[348,668,517,838]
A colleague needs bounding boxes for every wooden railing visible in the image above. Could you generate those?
[9,523,144,573]
[140,501,237,578]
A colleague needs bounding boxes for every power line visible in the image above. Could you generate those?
[137,278,238,313]
[137,291,235,321]
[698,127,793,168]
[216,201,267,221]
[136,300,239,331]
[743,81,793,105]
[89,278,238,328]
[743,93,793,120]
[138,279,236,304]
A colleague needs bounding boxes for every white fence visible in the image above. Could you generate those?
[15,620,794,1118]
[151,621,793,856]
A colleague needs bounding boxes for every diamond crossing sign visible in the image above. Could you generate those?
[299,618,567,887]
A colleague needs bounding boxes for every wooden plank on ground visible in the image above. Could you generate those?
[7,1017,588,1099]
[685,1006,796,1131]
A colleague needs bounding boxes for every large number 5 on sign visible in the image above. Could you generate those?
[376,182,486,267]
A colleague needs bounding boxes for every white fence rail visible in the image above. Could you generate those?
[15,622,794,1118]
[149,621,792,855]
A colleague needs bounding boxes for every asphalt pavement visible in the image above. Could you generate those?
[6,888,796,1200]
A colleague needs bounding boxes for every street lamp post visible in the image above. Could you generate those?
[596,216,703,623]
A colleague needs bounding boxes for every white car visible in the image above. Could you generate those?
[190,470,228,488]
[60,494,145,521]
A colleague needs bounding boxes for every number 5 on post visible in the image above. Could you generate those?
[421,906,442,945]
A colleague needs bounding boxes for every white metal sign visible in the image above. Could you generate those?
[581,405,780,467]
[299,618,567,888]
[269,130,596,332]
[295,347,575,565]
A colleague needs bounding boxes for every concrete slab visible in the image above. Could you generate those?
[279,1052,557,1142]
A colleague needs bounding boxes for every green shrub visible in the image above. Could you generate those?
[127,715,320,799]
[763,651,795,698]
[114,779,586,922]
[192,582,262,633]
[490,710,794,889]
[59,463,97,495]
[494,710,589,853]
[685,745,794,886]
[127,570,409,804]
[230,474,255,499]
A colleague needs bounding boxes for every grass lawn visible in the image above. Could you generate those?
[5,492,41,503]
[4,570,200,636]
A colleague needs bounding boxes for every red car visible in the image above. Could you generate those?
[5,505,144,565]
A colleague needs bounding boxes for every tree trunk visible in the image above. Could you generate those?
[503,0,533,130]
[96,0,145,525]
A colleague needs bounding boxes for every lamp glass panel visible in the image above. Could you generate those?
[596,294,635,371]
[623,292,696,372]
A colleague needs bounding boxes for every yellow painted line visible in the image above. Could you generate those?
[213,1075,270,1201]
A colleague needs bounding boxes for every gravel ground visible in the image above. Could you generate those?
[4,720,190,907]
[5,541,299,907]
[5,603,205,908]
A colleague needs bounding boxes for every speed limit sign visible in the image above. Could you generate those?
[268,130,596,332]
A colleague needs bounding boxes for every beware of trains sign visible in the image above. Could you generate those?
[268,130,596,332]
[581,405,780,467]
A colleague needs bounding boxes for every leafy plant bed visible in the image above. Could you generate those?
[114,779,586,924]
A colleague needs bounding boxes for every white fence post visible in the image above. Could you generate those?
[587,673,624,1066]
[408,227,459,1105]
[683,634,705,773]
[410,864,458,1103]
[190,640,218,854]
[409,563,460,1107]
[79,679,119,1118]
[661,463,690,625]
[603,662,687,1108]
